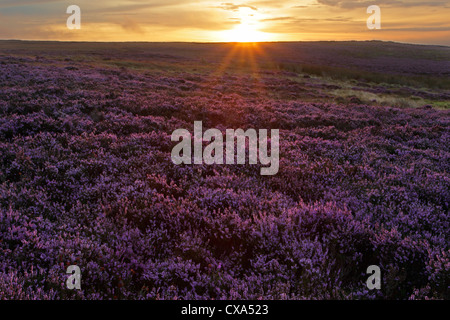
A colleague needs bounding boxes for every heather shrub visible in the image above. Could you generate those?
[0,53,448,300]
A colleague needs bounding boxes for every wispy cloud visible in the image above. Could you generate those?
[316,0,450,8]
[215,2,258,11]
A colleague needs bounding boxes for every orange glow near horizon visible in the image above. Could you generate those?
[0,1,449,46]
[219,24,276,43]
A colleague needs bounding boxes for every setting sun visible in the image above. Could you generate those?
[220,24,274,42]
[219,7,275,42]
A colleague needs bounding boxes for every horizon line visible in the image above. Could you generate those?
[1,39,449,48]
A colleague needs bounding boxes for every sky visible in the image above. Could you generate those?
[0,0,449,45]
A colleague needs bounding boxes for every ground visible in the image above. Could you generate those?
[0,40,448,299]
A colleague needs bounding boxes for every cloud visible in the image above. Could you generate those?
[260,16,294,22]
[118,17,145,33]
[215,2,258,11]
[261,16,351,22]
[316,0,450,8]
[381,27,450,32]
[89,0,189,14]
[0,0,61,8]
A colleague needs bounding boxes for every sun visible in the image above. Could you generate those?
[220,7,274,43]
[221,24,271,43]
